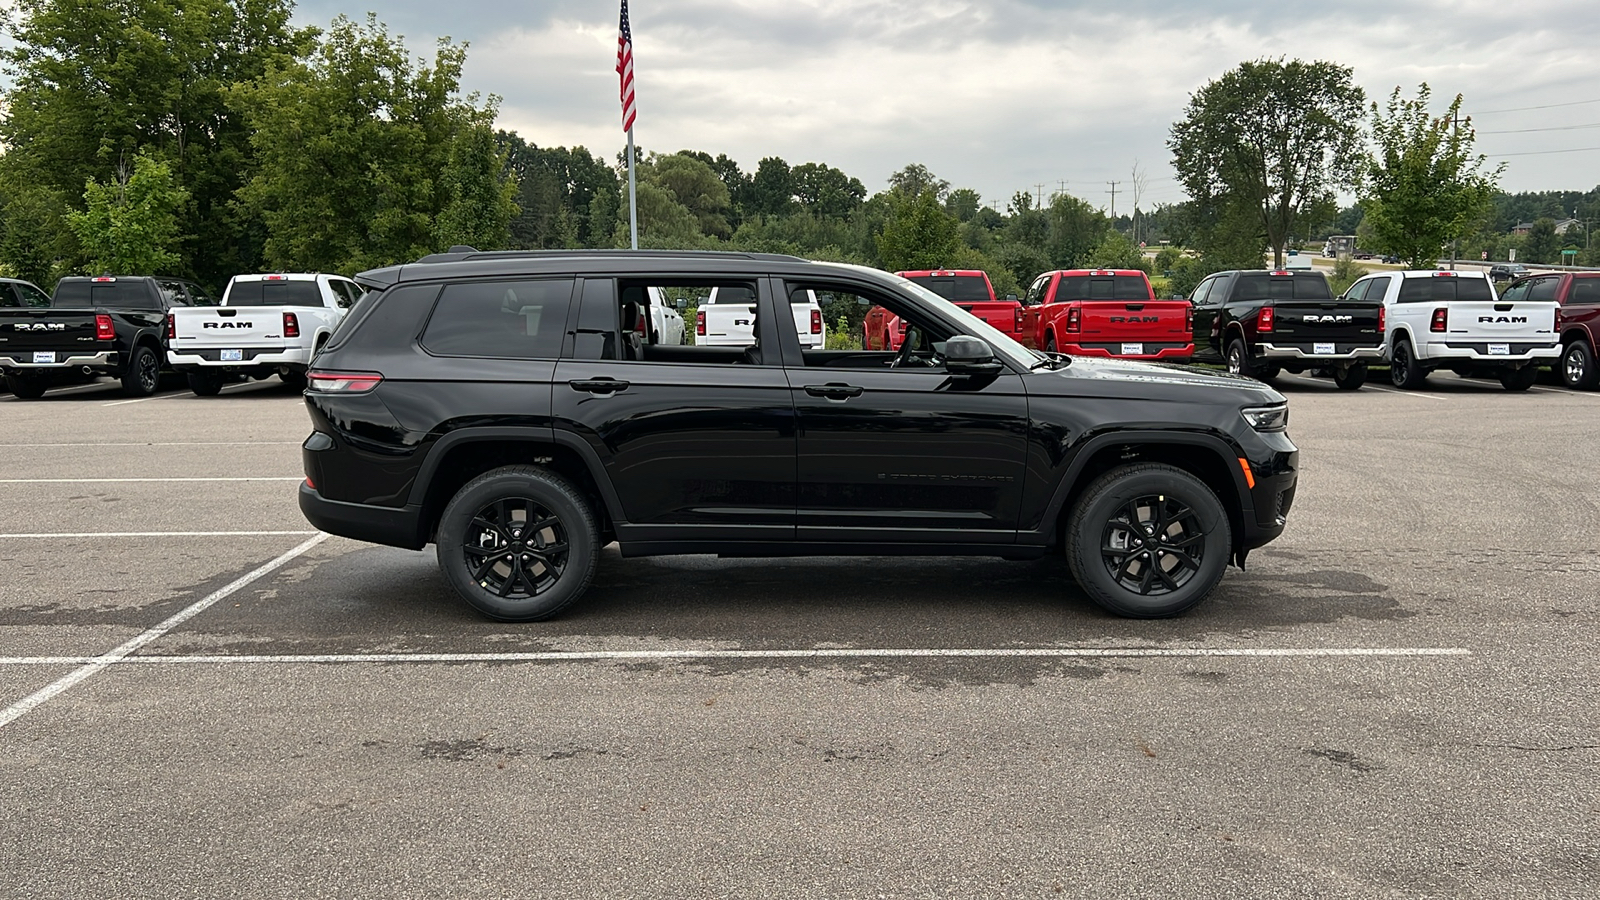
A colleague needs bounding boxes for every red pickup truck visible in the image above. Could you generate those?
[1504,271,1600,389]
[865,269,1024,350]
[1019,269,1193,361]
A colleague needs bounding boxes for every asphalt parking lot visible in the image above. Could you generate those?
[2,372,1596,899]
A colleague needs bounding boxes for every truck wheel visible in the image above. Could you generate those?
[436,465,599,622]
[1498,366,1537,392]
[5,373,48,399]
[279,369,308,391]
[1045,333,1057,353]
[1065,463,1232,618]
[1333,363,1368,391]
[120,345,160,397]
[1561,341,1598,390]
[1389,339,1427,389]
[186,371,225,397]
[1226,338,1276,382]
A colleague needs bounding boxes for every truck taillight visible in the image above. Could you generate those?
[1378,305,1386,333]
[897,317,907,333]
[810,309,822,334]
[1066,307,1081,333]
[165,313,175,340]
[1185,304,1194,334]
[283,312,300,338]
[1013,306,1023,333]
[305,370,382,393]
[696,310,706,336]
[1258,305,1275,332]
[1430,307,1448,332]
[96,314,115,341]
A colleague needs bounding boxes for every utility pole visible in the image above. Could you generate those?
[1056,180,1068,200]
[1106,181,1120,221]
[1034,183,1045,209]
[1449,108,1461,270]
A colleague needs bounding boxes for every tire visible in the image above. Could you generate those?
[4,373,48,399]
[186,371,225,397]
[120,344,160,397]
[1498,366,1537,392]
[279,368,308,391]
[1226,337,1276,382]
[1044,333,1057,353]
[436,465,599,622]
[1561,341,1599,390]
[1065,463,1233,618]
[1389,338,1427,389]
[1333,362,1368,391]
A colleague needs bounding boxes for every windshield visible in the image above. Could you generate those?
[904,274,994,302]
[894,277,1038,369]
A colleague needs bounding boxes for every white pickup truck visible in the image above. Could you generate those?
[695,286,825,348]
[166,273,363,395]
[1366,269,1560,391]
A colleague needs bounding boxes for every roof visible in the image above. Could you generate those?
[1054,269,1149,276]
[355,249,894,292]
[895,269,990,278]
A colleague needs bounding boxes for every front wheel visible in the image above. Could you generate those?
[1333,362,1368,391]
[1065,463,1233,618]
[4,373,48,399]
[436,466,599,622]
[120,345,160,397]
[1499,366,1537,392]
[1561,341,1598,390]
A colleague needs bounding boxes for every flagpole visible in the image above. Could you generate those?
[626,126,639,250]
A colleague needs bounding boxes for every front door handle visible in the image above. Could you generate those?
[569,378,630,394]
[803,383,864,400]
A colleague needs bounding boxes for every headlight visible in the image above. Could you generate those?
[1241,404,1289,431]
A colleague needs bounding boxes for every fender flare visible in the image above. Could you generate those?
[403,426,627,525]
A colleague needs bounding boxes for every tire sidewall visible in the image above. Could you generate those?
[1066,466,1232,618]
[1562,341,1595,389]
[436,468,597,622]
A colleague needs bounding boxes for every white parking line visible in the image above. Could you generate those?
[0,533,329,730]
[0,477,302,484]
[0,647,1472,665]
[0,531,317,539]
[1363,384,1449,400]
[101,392,182,407]
[0,441,301,447]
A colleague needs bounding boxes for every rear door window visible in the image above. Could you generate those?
[421,279,576,359]
[1527,277,1560,302]
[1569,277,1600,304]
[9,283,51,308]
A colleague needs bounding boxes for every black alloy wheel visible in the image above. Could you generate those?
[437,465,598,622]
[1065,463,1231,618]
[120,345,160,397]
[1561,341,1598,390]
[1389,339,1427,389]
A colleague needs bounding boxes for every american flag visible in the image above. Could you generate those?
[616,1,636,132]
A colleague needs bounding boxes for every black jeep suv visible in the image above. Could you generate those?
[299,250,1297,620]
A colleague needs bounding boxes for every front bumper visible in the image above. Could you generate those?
[1257,342,1383,361]
[0,350,118,370]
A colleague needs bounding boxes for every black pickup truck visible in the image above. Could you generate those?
[0,275,217,398]
[1189,269,1386,390]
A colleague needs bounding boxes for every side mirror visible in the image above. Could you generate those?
[943,335,1003,376]
[675,298,686,310]
[1005,293,1018,302]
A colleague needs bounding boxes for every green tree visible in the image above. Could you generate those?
[648,153,733,239]
[1086,231,1147,271]
[1169,58,1366,268]
[1045,193,1109,269]
[0,0,313,283]
[435,114,519,250]
[875,190,960,271]
[498,135,619,249]
[1361,84,1502,268]
[792,162,866,220]
[887,163,949,201]
[747,157,794,218]
[0,185,72,285]
[1523,218,1559,264]
[66,153,190,274]
[231,14,502,272]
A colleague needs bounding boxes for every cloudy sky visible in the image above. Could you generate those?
[297,0,1596,211]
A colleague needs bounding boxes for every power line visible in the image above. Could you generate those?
[1484,146,1600,158]
[1472,97,1600,115]
[1479,121,1600,135]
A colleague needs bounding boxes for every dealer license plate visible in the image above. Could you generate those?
[1121,343,1144,355]
[220,349,243,362]
[1487,343,1510,356]
[32,352,55,364]
[1314,342,1336,355]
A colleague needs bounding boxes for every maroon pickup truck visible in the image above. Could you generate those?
[1504,272,1600,389]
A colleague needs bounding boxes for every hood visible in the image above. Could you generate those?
[1036,356,1285,402]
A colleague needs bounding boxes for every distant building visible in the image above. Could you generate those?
[1512,222,1534,236]
[1555,218,1582,235]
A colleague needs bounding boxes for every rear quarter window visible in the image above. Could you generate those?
[421,279,577,359]
[1569,277,1600,304]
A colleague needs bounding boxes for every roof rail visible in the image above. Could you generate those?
[410,248,811,265]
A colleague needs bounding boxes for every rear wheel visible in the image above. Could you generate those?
[1561,340,1598,390]
[279,368,308,391]
[4,373,48,399]
[1226,338,1277,382]
[436,466,599,622]
[1065,463,1232,618]
[120,344,160,397]
[1333,363,1368,391]
[1498,366,1537,392]
[186,371,225,397]
[1389,339,1427,389]
[1045,333,1057,353]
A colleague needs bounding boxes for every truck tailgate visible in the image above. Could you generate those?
[954,300,1021,334]
[169,306,291,348]
[701,303,756,342]
[1443,301,1558,344]
[0,309,106,358]
[1079,300,1190,341]
[1268,301,1383,346]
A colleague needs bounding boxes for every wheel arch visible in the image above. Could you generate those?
[1561,326,1592,347]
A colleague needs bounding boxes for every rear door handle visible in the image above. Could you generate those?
[804,383,864,400]
[568,378,630,394]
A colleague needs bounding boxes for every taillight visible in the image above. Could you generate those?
[1185,304,1194,334]
[897,317,907,333]
[1378,305,1386,333]
[96,314,115,341]
[165,313,175,340]
[305,370,382,393]
[1430,307,1448,332]
[1066,307,1081,333]
[1258,305,1275,332]
[696,310,706,336]
[810,309,822,334]
[283,312,300,338]
[1013,306,1023,333]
